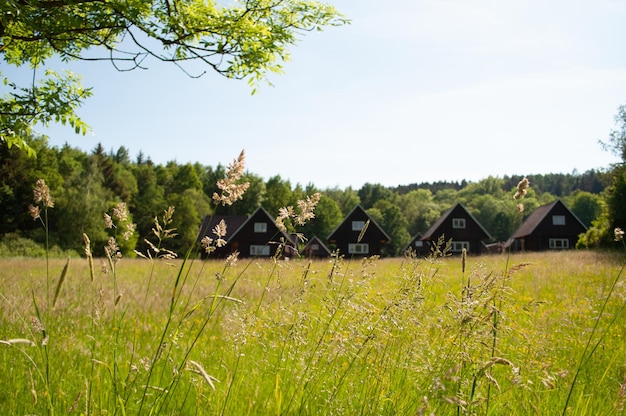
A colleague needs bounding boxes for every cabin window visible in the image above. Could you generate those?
[452,218,466,229]
[348,243,369,254]
[451,241,470,252]
[549,238,569,249]
[552,215,566,225]
[250,245,270,256]
[254,222,267,233]
[414,241,424,247]
[352,220,365,231]
[311,243,319,250]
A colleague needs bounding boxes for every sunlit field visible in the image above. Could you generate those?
[1,250,625,415]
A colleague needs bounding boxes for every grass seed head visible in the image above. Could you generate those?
[112,202,129,222]
[212,150,250,206]
[28,204,40,220]
[513,177,530,200]
[33,178,54,208]
[104,213,113,229]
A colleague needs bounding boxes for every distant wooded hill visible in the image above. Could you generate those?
[0,136,610,257]
[393,170,609,196]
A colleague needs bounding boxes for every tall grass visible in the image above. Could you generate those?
[1,251,624,415]
[1,167,624,415]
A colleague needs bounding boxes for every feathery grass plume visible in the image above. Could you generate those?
[430,234,452,258]
[33,178,54,208]
[30,179,54,306]
[105,202,136,241]
[105,237,121,264]
[275,193,321,232]
[52,257,70,308]
[122,222,136,241]
[28,204,40,220]
[295,193,321,225]
[513,177,530,200]
[201,220,228,254]
[83,233,95,281]
[276,206,295,232]
[225,250,239,267]
[200,236,215,255]
[152,206,178,243]
[213,219,227,247]
[513,177,530,215]
[112,202,129,223]
[213,150,250,206]
[104,213,113,229]
[30,316,48,346]
[135,207,178,259]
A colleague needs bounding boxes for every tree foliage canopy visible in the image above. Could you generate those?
[1,135,612,256]
[0,0,347,154]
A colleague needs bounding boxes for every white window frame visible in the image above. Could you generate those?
[451,241,470,253]
[254,222,267,233]
[311,243,319,250]
[414,240,424,248]
[549,238,569,249]
[352,220,365,231]
[250,245,270,256]
[452,218,466,229]
[348,243,369,254]
[552,215,566,226]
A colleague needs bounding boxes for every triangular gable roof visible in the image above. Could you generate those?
[421,202,492,241]
[327,204,392,242]
[227,206,292,242]
[510,199,587,239]
[198,214,248,242]
[303,235,332,257]
[402,232,422,250]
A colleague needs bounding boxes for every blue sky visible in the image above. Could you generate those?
[27,0,626,189]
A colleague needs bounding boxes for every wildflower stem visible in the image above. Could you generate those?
[44,207,50,308]
[255,256,280,316]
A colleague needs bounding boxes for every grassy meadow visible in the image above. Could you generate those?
[1,250,625,415]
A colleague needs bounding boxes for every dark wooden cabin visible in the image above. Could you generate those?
[421,203,492,254]
[327,205,391,257]
[302,236,332,258]
[507,200,587,251]
[198,207,294,258]
[197,213,247,258]
[403,232,430,257]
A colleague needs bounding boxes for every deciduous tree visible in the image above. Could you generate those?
[0,0,347,154]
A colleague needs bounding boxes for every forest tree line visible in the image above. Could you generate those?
[0,135,619,257]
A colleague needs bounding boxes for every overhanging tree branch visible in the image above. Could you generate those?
[0,0,348,154]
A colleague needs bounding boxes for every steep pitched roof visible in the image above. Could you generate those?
[421,206,454,240]
[510,200,586,239]
[227,206,290,242]
[327,204,392,242]
[303,235,332,257]
[421,203,492,240]
[403,232,428,253]
[197,214,248,242]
